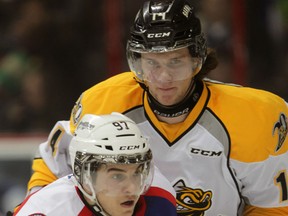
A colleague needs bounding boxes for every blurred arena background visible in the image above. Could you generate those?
[0,0,287,213]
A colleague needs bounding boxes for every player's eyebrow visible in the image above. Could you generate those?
[107,164,142,173]
[107,168,125,173]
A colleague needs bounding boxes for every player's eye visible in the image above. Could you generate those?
[170,58,181,65]
[110,173,125,181]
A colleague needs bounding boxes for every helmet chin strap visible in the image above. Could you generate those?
[146,79,203,118]
[72,166,107,215]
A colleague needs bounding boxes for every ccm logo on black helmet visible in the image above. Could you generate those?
[120,145,140,150]
[147,32,171,38]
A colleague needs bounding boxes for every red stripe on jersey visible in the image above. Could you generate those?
[144,186,176,206]
[75,186,94,216]
[78,206,93,216]
[134,196,147,216]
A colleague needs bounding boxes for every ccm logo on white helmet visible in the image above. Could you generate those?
[147,32,171,38]
[120,145,141,150]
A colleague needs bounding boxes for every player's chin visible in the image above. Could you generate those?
[117,208,135,216]
[119,200,137,214]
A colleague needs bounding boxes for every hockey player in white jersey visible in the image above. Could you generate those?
[20,0,288,215]
[14,113,176,215]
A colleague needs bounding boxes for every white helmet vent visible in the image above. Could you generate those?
[116,134,135,137]
[94,144,113,151]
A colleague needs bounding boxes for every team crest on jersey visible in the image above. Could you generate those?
[273,113,288,152]
[71,94,83,126]
[174,180,212,215]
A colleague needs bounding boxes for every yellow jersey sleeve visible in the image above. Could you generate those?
[70,72,143,134]
[243,205,288,215]
[27,158,57,191]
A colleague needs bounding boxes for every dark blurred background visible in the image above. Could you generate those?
[0,0,287,133]
[0,0,287,213]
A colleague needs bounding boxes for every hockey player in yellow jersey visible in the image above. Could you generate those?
[22,0,288,215]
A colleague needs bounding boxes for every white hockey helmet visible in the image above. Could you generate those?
[69,112,153,211]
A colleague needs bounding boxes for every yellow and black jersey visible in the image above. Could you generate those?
[28,72,288,215]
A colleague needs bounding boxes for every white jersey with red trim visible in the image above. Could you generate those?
[15,175,92,215]
[15,167,176,216]
[27,72,288,215]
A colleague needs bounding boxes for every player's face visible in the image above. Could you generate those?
[95,163,145,216]
[141,48,200,106]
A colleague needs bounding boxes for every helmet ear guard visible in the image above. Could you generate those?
[190,56,204,77]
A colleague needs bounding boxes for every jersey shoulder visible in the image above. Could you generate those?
[70,72,144,132]
[15,175,85,214]
[205,80,288,162]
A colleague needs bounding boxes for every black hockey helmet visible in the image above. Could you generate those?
[127,0,207,81]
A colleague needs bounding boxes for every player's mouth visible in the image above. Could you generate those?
[158,86,176,94]
[120,200,135,207]
[159,87,174,91]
